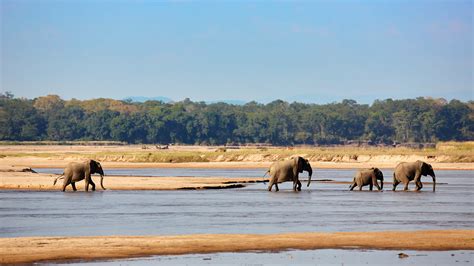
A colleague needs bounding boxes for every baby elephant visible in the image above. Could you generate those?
[349,168,384,191]
[53,159,106,192]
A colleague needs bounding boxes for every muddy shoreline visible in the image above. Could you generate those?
[1,230,473,264]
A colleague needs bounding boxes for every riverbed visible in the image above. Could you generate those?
[2,169,472,237]
[1,168,473,264]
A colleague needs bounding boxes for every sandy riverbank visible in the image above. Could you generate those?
[0,144,472,170]
[0,171,266,191]
[1,230,473,264]
[0,156,472,170]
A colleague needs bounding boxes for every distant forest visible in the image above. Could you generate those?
[1,93,472,145]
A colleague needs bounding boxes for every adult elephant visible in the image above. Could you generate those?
[393,160,436,191]
[53,159,106,192]
[266,156,312,192]
[349,167,384,191]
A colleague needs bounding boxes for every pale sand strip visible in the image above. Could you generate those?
[1,230,473,264]
[0,172,266,191]
[1,156,472,170]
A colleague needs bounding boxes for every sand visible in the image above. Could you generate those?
[0,171,266,191]
[0,156,472,170]
[0,144,472,170]
[1,230,473,264]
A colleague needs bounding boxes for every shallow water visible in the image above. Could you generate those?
[1,169,473,238]
[52,250,474,266]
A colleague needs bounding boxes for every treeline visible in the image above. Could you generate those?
[0,93,472,145]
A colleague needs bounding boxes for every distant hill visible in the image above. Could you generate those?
[206,99,247,105]
[124,96,174,103]
[124,96,247,105]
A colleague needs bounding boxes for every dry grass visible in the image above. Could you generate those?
[0,142,472,163]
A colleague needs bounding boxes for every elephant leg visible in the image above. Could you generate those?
[62,178,70,192]
[369,183,373,191]
[268,178,274,191]
[71,182,77,191]
[358,184,362,191]
[274,183,279,192]
[267,178,274,191]
[415,181,423,191]
[403,181,409,191]
[84,179,90,192]
[392,179,400,191]
[349,182,356,191]
[293,181,298,191]
[297,180,302,191]
[90,179,96,191]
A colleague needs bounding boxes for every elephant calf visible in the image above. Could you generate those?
[266,156,312,192]
[349,168,384,191]
[53,159,106,192]
[393,160,436,191]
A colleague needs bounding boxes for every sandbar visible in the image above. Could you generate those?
[1,230,473,264]
[0,171,266,191]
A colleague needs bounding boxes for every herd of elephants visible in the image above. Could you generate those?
[52,157,436,193]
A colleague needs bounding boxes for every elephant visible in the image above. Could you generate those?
[393,160,436,191]
[53,159,106,192]
[349,168,384,191]
[266,156,312,192]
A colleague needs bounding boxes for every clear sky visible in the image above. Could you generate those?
[1,0,472,104]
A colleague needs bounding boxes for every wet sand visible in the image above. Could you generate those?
[0,171,266,191]
[1,230,473,264]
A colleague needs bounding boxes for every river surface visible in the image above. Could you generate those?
[2,169,472,237]
[53,250,474,266]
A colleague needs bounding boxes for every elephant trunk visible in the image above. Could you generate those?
[432,174,436,192]
[100,174,106,190]
[307,167,313,187]
[380,179,384,190]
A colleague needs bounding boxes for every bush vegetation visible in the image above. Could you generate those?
[1,93,472,145]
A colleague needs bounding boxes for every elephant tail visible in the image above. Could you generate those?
[262,170,270,184]
[349,177,355,189]
[53,174,64,186]
[349,177,356,190]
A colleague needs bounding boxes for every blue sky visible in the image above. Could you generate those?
[1,0,472,104]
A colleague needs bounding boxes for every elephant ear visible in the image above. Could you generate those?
[374,168,383,178]
[294,156,304,173]
[89,160,97,173]
[418,161,426,172]
[421,161,432,175]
